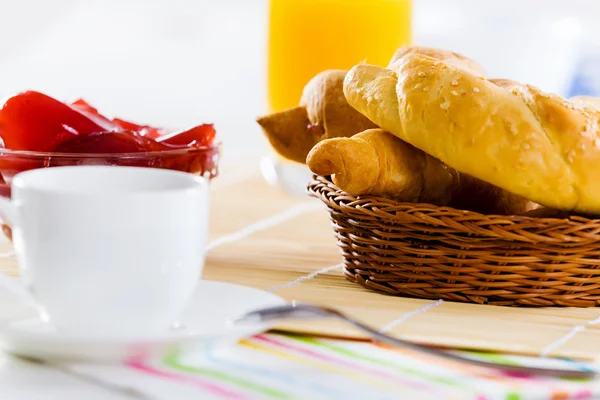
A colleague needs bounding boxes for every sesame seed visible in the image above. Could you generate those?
[367,95,373,102]
[423,86,430,92]
[473,87,481,93]
[451,90,459,96]
[414,83,422,89]
[418,72,426,77]
[451,80,459,86]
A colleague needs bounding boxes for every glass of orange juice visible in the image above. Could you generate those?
[261,0,412,195]
[267,0,412,112]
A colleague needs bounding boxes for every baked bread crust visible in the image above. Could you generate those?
[345,54,600,213]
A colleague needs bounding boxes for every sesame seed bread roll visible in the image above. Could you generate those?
[344,54,600,214]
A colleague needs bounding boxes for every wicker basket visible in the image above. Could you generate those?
[307,175,600,307]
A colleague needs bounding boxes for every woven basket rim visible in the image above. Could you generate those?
[307,175,596,224]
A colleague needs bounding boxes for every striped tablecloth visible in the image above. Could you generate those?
[61,332,599,400]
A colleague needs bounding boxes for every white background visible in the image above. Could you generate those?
[0,0,597,161]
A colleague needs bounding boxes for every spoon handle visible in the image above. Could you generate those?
[233,303,598,380]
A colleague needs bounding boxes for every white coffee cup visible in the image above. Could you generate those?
[0,166,209,337]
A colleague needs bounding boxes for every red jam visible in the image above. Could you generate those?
[0,91,218,181]
[156,124,216,148]
[0,91,109,152]
[70,99,168,139]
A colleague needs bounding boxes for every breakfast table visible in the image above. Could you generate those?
[0,159,599,400]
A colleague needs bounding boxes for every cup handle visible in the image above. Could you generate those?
[0,196,17,226]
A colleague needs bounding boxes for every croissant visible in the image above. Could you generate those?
[306,129,537,215]
[256,69,377,163]
[344,54,600,214]
[306,128,457,203]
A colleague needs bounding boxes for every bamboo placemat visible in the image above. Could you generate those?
[0,161,599,362]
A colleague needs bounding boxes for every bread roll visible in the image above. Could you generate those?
[307,129,537,214]
[257,70,377,163]
[344,54,600,214]
[256,106,317,163]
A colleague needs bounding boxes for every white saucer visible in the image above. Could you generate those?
[0,280,285,363]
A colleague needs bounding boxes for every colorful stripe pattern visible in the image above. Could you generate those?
[107,333,600,400]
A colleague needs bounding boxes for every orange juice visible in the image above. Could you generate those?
[267,0,412,112]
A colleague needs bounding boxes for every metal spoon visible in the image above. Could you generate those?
[232,303,598,380]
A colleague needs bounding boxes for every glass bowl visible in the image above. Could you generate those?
[0,143,221,240]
